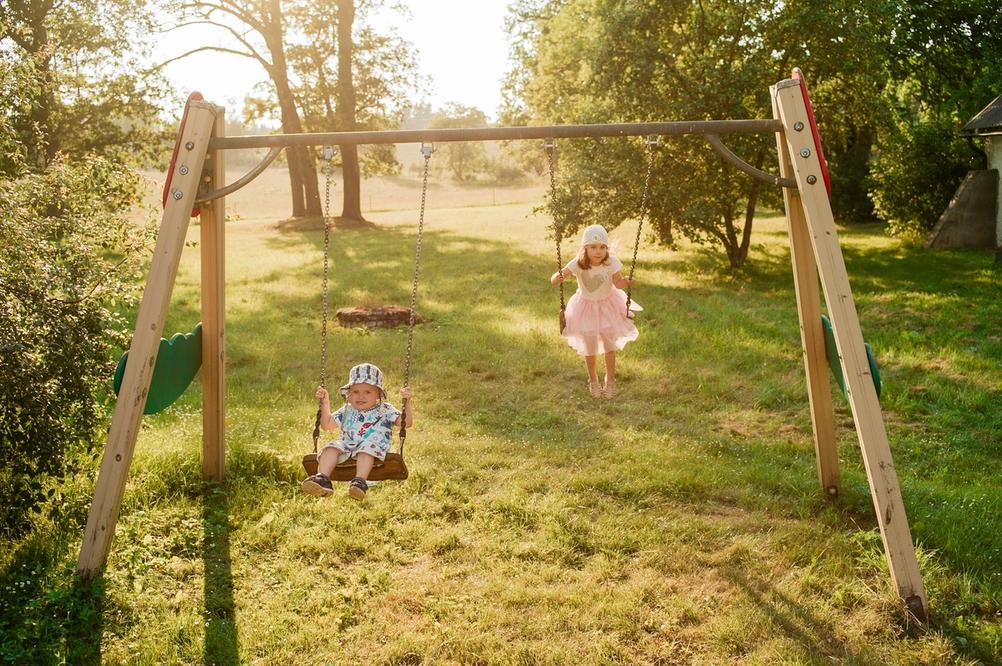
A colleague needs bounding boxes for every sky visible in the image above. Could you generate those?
[155,0,514,122]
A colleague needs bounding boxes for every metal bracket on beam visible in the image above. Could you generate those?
[195,146,284,204]
[705,134,796,189]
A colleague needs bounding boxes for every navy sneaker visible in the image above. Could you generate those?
[302,473,333,497]
[348,477,368,501]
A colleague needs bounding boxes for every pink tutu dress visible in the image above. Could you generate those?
[561,255,640,356]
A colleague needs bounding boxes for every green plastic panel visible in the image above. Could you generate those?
[820,315,881,400]
[113,324,203,415]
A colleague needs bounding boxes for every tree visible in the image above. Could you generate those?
[499,1,559,178]
[428,104,489,181]
[506,1,991,265]
[506,0,788,268]
[869,113,977,238]
[884,1,1002,122]
[335,0,362,219]
[170,0,322,218]
[868,1,1002,236]
[284,0,419,220]
[1,1,161,532]
[763,2,896,225]
[172,0,419,221]
[0,0,166,172]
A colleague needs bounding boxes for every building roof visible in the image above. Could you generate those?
[962,93,1002,135]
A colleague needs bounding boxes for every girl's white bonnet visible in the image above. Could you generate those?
[579,224,609,247]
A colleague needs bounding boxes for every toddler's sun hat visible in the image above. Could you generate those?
[339,362,387,399]
[579,224,610,247]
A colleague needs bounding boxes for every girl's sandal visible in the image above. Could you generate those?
[602,381,617,399]
[588,380,603,398]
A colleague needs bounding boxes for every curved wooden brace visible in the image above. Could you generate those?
[195,146,283,204]
[705,134,796,189]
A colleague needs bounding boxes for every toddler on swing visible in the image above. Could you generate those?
[302,363,413,501]
[551,224,640,398]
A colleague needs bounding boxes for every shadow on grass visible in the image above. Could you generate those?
[63,575,106,666]
[0,536,106,664]
[722,567,885,664]
[203,483,239,665]
[274,215,380,232]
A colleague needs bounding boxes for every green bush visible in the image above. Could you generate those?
[0,154,152,536]
[485,157,527,185]
[869,115,977,238]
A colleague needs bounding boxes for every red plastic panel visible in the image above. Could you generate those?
[791,68,831,196]
[162,92,204,216]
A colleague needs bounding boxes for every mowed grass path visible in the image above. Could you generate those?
[4,194,1001,663]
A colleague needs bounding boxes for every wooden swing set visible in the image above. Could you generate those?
[76,69,929,621]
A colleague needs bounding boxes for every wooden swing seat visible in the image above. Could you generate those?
[301,451,409,481]
[301,145,424,488]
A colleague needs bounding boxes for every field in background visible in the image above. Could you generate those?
[139,141,544,223]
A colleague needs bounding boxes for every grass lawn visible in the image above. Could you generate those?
[2,178,1001,664]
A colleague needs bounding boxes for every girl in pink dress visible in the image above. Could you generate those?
[551,224,640,398]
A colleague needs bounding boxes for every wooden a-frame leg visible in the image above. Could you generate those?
[774,78,927,620]
[76,101,219,578]
[201,110,226,482]
[771,87,840,498]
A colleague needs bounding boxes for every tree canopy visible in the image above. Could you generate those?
[504,0,1002,265]
[428,103,489,181]
[175,0,420,219]
[505,0,789,267]
[1,0,167,172]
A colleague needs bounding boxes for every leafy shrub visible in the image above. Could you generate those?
[869,115,978,238]
[0,154,153,535]
[485,157,527,185]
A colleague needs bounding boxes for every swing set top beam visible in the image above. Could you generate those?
[209,119,783,150]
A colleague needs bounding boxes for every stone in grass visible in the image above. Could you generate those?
[336,305,422,329]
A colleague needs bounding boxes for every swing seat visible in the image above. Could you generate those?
[301,451,409,481]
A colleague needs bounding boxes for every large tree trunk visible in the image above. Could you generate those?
[735,149,765,268]
[336,0,364,221]
[722,204,742,269]
[277,91,307,217]
[266,0,321,218]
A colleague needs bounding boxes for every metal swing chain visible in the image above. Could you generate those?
[399,142,433,452]
[313,145,337,455]
[545,139,566,332]
[625,136,660,317]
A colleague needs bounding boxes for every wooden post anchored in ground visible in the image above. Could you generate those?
[773,74,928,621]
[77,99,219,577]
[770,88,840,497]
[201,109,226,481]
